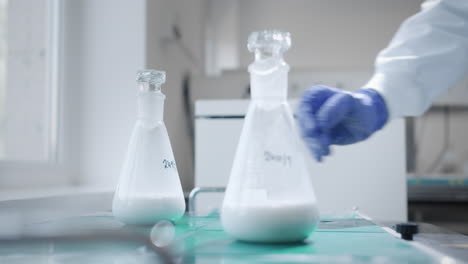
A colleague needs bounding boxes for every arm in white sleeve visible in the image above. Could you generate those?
[364,0,468,118]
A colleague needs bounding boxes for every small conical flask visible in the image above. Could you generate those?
[221,31,320,243]
[112,70,185,225]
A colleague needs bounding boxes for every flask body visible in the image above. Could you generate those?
[221,30,319,242]
[221,100,319,242]
[113,78,185,225]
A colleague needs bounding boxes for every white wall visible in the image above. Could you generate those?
[4,0,463,193]
[197,0,423,101]
[5,0,49,161]
[145,0,204,191]
[233,0,468,178]
[64,0,147,187]
[62,0,440,192]
[414,109,468,176]
[237,0,423,70]
[64,0,204,191]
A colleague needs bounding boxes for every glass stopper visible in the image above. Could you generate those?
[137,69,166,91]
[247,30,291,54]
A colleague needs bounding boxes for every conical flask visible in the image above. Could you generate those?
[221,31,320,243]
[112,70,185,225]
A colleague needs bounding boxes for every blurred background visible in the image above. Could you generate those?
[0,0,467,233]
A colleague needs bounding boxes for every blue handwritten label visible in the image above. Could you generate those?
[264,151,292,167]
[163,159,177,169]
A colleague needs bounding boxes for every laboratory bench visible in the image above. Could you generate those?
[407,177,468,235]
[1,192,468,264]
[408,178,468,202]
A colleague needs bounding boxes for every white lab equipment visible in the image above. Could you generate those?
[365,0,468,118]
[220,30,320,243]
[112,70,185,225]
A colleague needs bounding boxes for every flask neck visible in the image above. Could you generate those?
[138,82,162,92]
[249,57,289,101]
[137,91,165,122]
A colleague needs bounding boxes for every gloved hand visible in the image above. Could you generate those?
[297,85,389,161]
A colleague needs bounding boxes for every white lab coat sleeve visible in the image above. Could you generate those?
[364,0,468,118]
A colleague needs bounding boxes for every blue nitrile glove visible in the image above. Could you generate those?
[297,85,389,161]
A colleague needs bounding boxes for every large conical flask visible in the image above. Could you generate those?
[221,31,320,243]
[112,70,185,225]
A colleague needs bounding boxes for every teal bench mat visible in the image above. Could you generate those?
[169,215,436,263]
[408,178,468,187]
[0,214,437,264]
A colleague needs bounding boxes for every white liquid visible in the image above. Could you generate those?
[112,195,185,225]
[221,201,319,243]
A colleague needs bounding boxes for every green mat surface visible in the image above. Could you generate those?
[169,214,436,263]
[0,214,437,264]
